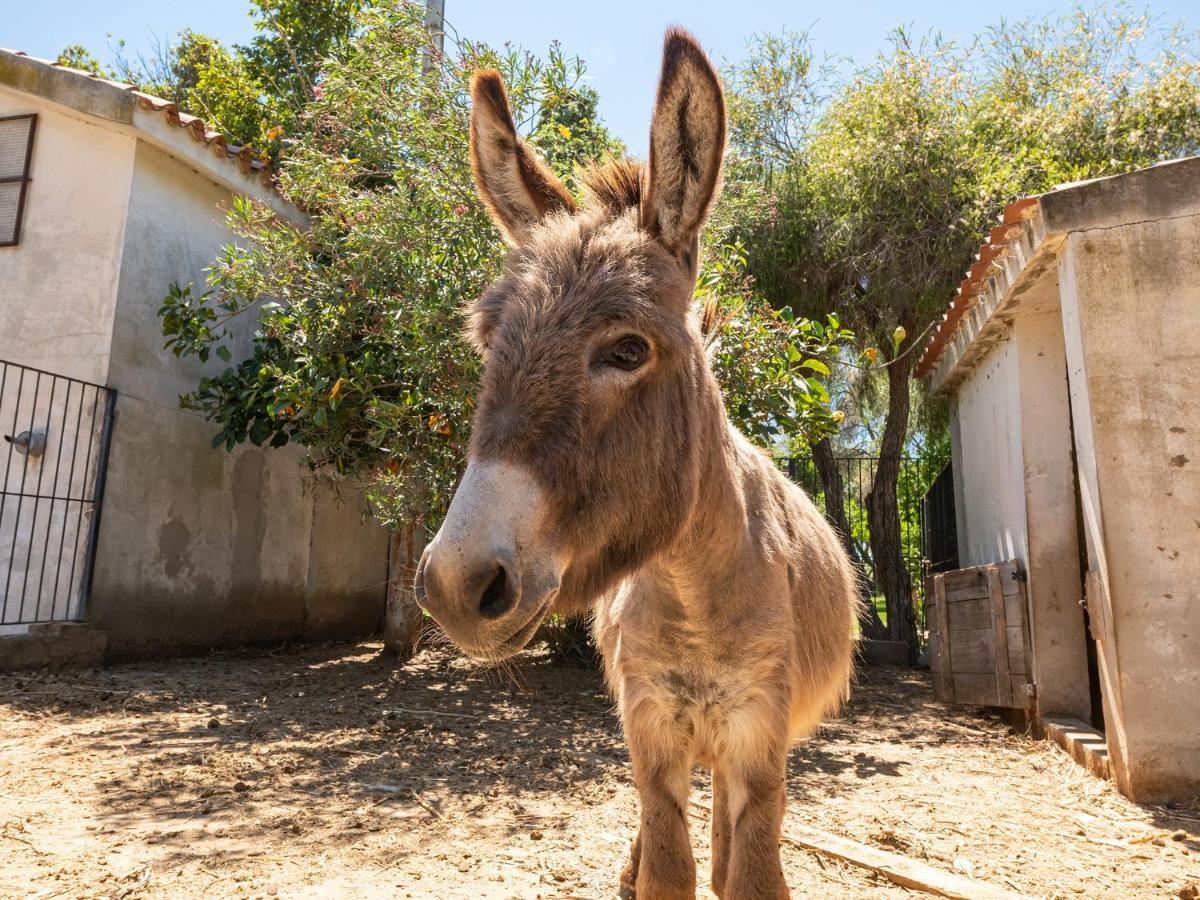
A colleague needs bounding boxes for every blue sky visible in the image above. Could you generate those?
[5,1,1195,155]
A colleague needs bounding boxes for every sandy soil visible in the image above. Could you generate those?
[0,641,1197,899]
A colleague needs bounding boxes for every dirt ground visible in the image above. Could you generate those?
[1,642,1197,900]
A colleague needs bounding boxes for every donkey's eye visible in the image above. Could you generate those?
[605,335,650,371]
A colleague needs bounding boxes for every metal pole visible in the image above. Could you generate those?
[423,0,446,78]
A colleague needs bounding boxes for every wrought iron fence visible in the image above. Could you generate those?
[0,359,116,625]
[777,454,948,636]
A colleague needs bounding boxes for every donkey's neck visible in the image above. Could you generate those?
[647,370,750,610]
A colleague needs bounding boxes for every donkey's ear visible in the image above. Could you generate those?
[642,29,726,263]
[469,69,576,246]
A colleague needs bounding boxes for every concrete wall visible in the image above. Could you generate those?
[88,139,387,657]
[0,86,132,382]
[1059,213,1200,804]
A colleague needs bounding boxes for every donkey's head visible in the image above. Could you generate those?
[415,29,726,660]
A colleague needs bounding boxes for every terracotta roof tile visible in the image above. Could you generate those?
[913,195,1043,379]
[4,49,276,188]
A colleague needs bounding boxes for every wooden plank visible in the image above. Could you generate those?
[931,574,953,702]
[688,801,1023,900]
[987,565,1015,707]
[943,561,1023,603]
[946,594,1025,631]
[1084,569,1109,642]
[946,626,1028,676]
[950,673,1030,708]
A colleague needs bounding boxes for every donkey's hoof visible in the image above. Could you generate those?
[618,864,637,898]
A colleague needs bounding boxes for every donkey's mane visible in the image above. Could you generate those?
[579,156,644,214]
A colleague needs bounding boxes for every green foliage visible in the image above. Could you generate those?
[698,241,853,449]
[529,84,625,188]
[729,7,1200,366]
[55,44,111,77]
[93,1,368,157]
[159,0,849,534]
[159,1,609,530]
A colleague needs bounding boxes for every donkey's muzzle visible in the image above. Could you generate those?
[413,460,562,659]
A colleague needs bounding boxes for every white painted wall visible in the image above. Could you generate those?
[0,86,134,383]
[950,336,1029,568]
[0,87,386,655]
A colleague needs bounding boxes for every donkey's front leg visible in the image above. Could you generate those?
[723,750,790,899]
[625,732,695,899]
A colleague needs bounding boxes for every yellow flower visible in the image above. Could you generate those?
[864,347,879,363]
[832,410,846,424]
[557,123,572,139]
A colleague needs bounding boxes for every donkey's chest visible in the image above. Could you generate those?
[602,609,764,749]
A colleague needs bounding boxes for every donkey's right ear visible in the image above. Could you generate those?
[469,70,576,246]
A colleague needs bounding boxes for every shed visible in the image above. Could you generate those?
[0,49,387,664]
[915,157,1200,804]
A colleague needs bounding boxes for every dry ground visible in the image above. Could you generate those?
[0,641,1197,899]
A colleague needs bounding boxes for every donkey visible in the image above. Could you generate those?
[414,28,858,899]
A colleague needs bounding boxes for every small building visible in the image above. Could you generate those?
[0,49,387,664]
[915,157,1199,804]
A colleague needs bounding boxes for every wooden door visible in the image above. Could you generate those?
[927,560,1034,710]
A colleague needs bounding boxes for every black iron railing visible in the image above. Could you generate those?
[0,359,116,625]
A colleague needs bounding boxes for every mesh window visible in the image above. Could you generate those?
[0,114,37,246]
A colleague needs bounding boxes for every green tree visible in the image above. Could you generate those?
[159,0,849,534]
[55,44,111,77]
[529,83,624,188]
[725,6,1200,654]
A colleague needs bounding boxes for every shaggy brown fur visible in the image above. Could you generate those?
[415,28,858,899]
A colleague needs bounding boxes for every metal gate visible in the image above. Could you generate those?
[0,359,116,625]
[778,454,948,636]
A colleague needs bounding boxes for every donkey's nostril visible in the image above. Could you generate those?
[478,566,516,620]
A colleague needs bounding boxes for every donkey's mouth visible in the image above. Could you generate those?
[488,590,557,660]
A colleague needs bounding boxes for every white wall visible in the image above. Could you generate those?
[87,139,387,656]
[0,88,385,654]
[0,86,134,383]
[950,336,1029,568]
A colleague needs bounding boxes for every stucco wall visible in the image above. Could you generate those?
[87,139,386,657]
[950,337,1029,568]
[1059,214,1200,803]
[0,86,133,382]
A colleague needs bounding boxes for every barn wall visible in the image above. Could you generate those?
[947,302,1092,723]
[0,86,133,382]
[86,139,386,658]
[949,337,1029,568]
[1059,210,1200,804]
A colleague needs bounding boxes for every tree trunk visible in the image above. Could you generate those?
[812,437,885,639]
[383,524,427,661]
[866,345,918,660]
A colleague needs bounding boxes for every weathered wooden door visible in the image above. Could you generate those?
[927,560,1034,710]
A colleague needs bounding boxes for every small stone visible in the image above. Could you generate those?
[233,781,250,793]
[530,829,544,841]
[207,718,220,729]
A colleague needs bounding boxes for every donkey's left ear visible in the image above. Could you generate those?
[470,69,576,246]
[642,29,726,264]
